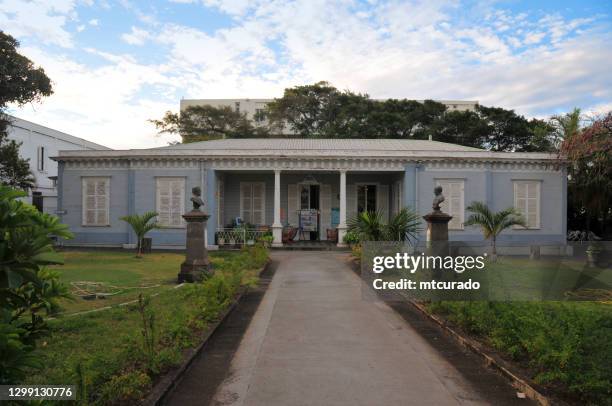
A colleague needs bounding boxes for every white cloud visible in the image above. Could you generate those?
[7,0,612,149]
[88,18,99,26]
[0,0,77,47]
[121,26,151,45]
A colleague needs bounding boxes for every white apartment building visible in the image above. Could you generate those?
[6,115,110,214]
[180,98,479,122]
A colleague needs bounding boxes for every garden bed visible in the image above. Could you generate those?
[24,245,269,405]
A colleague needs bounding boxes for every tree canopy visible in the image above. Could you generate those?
[154,82,560,153]
[150,104,267,143]
[0,31,53,190]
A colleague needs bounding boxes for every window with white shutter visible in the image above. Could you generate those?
[82,177,110,226]
[240,182,266,225]
[513,181,540,229]
[156,178,185,227]
[435,179,464,230]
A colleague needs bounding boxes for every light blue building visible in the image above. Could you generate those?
[54,138,566,250]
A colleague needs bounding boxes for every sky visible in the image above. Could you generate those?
[2,0,611,149]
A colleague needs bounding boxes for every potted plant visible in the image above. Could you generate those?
[586,242,603,268]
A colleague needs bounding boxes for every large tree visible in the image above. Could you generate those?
[0,31,53,190]
[150,104,268,143]
[561,111,612,237]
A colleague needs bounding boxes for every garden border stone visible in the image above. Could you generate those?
[142,260,272,406]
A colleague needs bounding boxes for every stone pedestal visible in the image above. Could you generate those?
[178,210,212,283]
[423,209,453,282]
[423,210,453,255]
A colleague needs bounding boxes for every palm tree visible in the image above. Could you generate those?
[347,208,421,242]
[550,107,581,148]
[464,202,527,259]
[120,211,160,258]
[385,208,422,241]
[348,211,385,241]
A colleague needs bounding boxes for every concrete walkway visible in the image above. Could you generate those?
[209,251,531,406]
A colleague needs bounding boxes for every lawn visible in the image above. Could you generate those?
[25,246,269,405]
[52,249,249,313]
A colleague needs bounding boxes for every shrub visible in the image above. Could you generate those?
[0,186,72,384]
[428,301,612,404]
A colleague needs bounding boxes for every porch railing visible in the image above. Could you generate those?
[215,228,269,246]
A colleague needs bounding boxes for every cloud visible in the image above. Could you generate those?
[88,18,99,26]
[0,0,78,47]
[6,0,612,149]
[121,26,150,45]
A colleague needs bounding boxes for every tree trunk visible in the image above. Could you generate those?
[491,237,498,262]
[137,237,143,258]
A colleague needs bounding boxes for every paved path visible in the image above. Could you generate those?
[204,252,533,405]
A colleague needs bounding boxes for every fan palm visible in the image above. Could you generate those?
[120,211,159,258]
[347,208,421,242]
[464,201,527,259]
[385,208,422,241]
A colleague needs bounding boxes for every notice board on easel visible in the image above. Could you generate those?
[299,209,318,232]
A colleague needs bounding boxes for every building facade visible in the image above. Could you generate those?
[6,115,110,214]
[54,139,566,251]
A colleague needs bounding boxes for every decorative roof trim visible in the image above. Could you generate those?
[61,155,563,172]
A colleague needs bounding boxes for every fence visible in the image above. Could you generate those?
[215,228,269,246]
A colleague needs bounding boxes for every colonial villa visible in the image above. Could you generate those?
[53,138,567,250]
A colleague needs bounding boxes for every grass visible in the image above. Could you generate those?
[428,301,611,405]
[52,250,245,313]
[359,246,611,404]
[25,245,269,405]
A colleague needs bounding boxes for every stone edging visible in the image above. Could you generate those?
[408,300,567,406]
[142,260,271,406]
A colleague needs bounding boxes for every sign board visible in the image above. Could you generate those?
[299,209,318,232]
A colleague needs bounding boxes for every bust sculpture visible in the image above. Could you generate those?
[432,186,445,211]
[190,186,205,211]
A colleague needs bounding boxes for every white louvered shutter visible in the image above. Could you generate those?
[514,181,540,229]
[378,185,389,223]
[288,184,298,226]
[347,184,357,222]
[156,178,184,227]
[217,180,224,227]
[240,183,252,224]
[82,177,109,226]
[436,180,464,230]
[320,184,332,240]
[252,182,265,225]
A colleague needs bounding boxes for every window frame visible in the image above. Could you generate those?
[355,182,378,214]
[37,146,45,172]
[513,180,541,230]
[155,177,186,228]
[81,176,110,227]
[435,178,465,230]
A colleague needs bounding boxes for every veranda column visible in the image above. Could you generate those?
[272,169,283,247]
[337,170,347,247]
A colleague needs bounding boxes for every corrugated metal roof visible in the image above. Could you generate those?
[156,138,482,152]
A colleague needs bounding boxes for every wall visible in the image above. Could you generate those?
[6,116,108,214]
[415,164,565,245]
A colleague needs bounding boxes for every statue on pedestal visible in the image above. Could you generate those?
[191,186,205,211]
[432,185,445,211]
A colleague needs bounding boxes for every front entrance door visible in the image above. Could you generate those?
[299,184,320,240]
[357,184,377,213]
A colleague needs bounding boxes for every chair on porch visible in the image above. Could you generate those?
[282,226,298,243]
